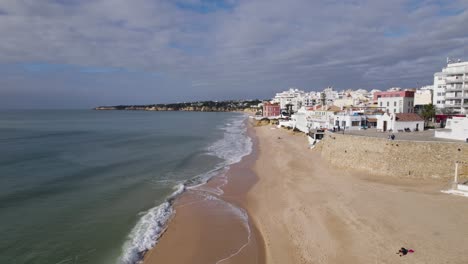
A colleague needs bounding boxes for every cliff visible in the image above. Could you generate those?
[94,100,261,113]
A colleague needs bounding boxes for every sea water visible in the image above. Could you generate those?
[0,110,251,264]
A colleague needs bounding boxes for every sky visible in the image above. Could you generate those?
[0,0,467,108]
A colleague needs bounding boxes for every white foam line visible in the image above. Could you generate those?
[215,209,252,264]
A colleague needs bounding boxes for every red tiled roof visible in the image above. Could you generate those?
[395,113,424,122]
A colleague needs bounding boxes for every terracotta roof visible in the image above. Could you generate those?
[327,105,341,112]
[395,113,424,122]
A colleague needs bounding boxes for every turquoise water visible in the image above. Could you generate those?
[0,110,251,264]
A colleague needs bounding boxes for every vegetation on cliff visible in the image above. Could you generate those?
[94,100,263,112]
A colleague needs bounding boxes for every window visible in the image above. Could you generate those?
[393,109,396,113]
[380,102,382,107]
[394,101,397,106]
[387,102,389,107]
[351,121,360,126]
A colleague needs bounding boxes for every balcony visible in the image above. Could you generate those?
[443,66,468,75]
[446,85,463,91]
[445,76,464,83]
[445,93,462,99]
[444,104,462,108]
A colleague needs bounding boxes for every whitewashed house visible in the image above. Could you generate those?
[377,113,424,132]
[290,107,311,133]
[308,105,340,130]
[435,117,468,141]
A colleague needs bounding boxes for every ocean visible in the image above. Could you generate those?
[0,110,252,264]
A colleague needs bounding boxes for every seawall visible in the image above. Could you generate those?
[317,132,468,180]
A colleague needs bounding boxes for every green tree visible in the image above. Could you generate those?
[421,103,436,127]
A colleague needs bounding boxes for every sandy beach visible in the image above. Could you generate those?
[145,123,468,264]
[248,125,468,264]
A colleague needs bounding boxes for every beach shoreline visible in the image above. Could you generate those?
[143,118,265,264]
[143,122,468,264]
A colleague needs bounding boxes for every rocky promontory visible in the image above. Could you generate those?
[94,100,262,113]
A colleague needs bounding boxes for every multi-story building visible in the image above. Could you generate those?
[301,92,319,107]
[433,60,468,114]
[262,102,281,117]
[272,88,306,113]
[374,90,415,114]
[322,86,339,105]
[414,85,433,106]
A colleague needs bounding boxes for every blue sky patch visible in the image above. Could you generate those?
[175,0,236,13]
[384,27,409,38]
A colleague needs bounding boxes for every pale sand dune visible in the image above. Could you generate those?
[247,126,468,264]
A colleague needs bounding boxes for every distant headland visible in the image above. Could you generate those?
[94,100,262,113]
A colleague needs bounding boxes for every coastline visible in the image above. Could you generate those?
[143,118,265,264]
[141,122,468,264]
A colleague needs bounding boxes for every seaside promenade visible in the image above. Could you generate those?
[247,125,468,264]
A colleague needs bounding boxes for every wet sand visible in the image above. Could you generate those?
[248,125,468,264]
[143,123,265,264]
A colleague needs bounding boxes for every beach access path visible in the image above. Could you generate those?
[247,125,468,264]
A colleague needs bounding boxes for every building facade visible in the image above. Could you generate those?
[262,102,281,117]
[414,86,433,106]
[272,88,306,113]
[376,113,424,132]
[374,91,415,114]
[433,60,468,114]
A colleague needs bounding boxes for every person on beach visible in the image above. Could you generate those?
[397,247,414,256]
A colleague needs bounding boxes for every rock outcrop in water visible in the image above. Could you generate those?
[94,100,263,113]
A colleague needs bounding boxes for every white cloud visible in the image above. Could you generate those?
[0,0,467,106]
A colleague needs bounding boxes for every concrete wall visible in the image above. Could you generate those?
[435,117,468,141]
[318,132,468,180]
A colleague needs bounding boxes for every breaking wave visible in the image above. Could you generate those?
[118,114,252,264]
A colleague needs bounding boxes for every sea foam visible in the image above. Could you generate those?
[118,114,252,264]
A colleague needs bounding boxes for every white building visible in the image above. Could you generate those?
[322,86,339,105]
[435,117,468,141]
[433,59,468,114]
[288,106,340,132]
[332,110,382,130]
[377,113,424,132]
[301,92,319,107]
[375,90,415,114]
[332,113,366,130]
[414,86,433,106]
[272,88,306,113]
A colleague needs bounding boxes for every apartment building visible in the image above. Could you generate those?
[374,91,415,113]
[433,60,468,114]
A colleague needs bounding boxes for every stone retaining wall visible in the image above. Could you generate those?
[317,132,468,180]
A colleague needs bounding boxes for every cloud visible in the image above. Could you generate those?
[0,0,467,108]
